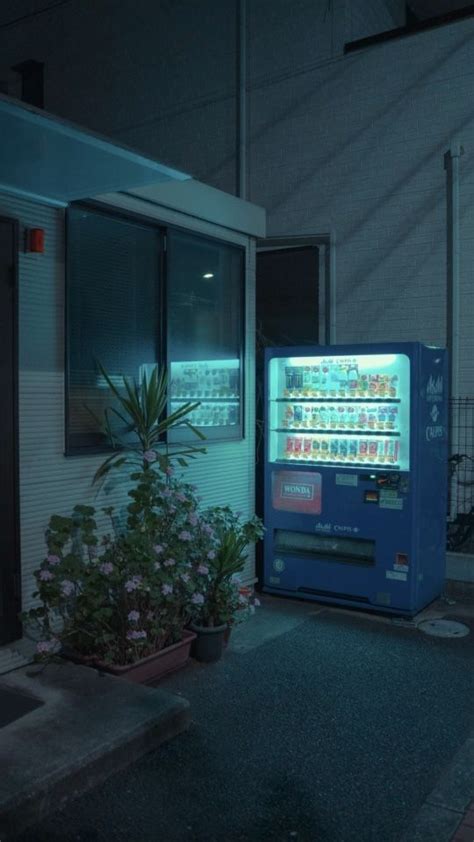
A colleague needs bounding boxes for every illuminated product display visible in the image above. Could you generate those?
[168,359,240,434]
[268,353,410,471]
[263,343,448,617]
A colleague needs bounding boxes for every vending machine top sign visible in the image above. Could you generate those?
[268,352,410,472]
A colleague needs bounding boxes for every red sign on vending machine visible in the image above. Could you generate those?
[272,470,322,514]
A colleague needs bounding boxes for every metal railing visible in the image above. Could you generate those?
[447,398,474,553]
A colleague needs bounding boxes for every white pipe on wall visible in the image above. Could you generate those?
[237,0,247,200]
[445,143,463,401]
[445,143,464,521]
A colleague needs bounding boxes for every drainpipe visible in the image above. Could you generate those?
[445,143,464,519]
[236,0,247,199]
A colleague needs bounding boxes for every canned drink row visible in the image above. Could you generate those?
[284,435,400,464]
[283,364,399,399]
[172,402,239,427]
[171,364,239,399]
[284,404,399,431]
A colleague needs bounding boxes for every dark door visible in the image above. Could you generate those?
[255,246,319,584]
[0,218,21,644]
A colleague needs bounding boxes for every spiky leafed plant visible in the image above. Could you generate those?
[92,362,206,485]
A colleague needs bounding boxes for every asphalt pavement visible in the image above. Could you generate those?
[16,597,474,842]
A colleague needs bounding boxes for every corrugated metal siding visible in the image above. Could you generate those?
[0,190,257,671]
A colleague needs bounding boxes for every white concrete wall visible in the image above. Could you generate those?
[0,189,256,670]
[1,3,473,391]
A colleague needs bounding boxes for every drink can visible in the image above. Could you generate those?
[303,367,312,390]
[285,366,293,390]
[349,439,358,460]
[359,440,368,461]
[285,435,295,457]
[320,439,329,458]
[294,405,303,425]
[319,407,328,427]
[294,368,303,392]
[311,366,320,394]
[368,440,378,461]
[339,439,348,460]
[377,407,387,429]
[377,440,385,462]
[338,406,346,428]
[330,438,339,459]
[303,406,312,427]
[393,440,400,464]
[284,404,295,425]
[384,439,395,461]
[294,436,303,457]
[311,405,320,426]
[303,437,312,458]
[312,438,321,459]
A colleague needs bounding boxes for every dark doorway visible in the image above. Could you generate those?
[255,246,319,585]
[0,218,21,644]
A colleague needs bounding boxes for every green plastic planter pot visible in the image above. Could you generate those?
[189,622,227,663]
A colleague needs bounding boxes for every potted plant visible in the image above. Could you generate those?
[188,507,264,663]
[22,364,210,682]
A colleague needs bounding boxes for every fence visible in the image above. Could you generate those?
[447,398,474,553]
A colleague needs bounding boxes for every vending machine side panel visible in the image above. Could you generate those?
[413,346,448,607]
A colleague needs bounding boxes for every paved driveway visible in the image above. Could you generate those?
[18,596,474,842]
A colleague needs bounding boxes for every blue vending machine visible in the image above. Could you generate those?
[263,343,448,616]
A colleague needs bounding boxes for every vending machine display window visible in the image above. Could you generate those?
[268,353,410,471]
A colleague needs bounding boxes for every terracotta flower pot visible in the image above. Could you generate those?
[63,629,196,684]
[189,622,227,663]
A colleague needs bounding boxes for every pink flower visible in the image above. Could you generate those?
[153,544,164,555]
[202,524,215,537]
[100,562,114,575]
[165,466,174,476]
[179,530,192,542]
[143,450,157,463]
[39,569,54,582]
[175,492,186,503]
[46,554,61,566]
[154,561,162,571]
[163,488,172,498]
[125,575,142,592]
[164,558,176,567]
[128,610,140,622]
[197,564,209,575]
[188,513,198,526]
[60,579,75,597]
[191,592,205,605]
[180,573,190,583]
[126,629,147,641]
[207,551,216,560]
[36,638,58,654]
[162,583,173,596]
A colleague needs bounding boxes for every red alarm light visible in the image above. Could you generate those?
[28,228,45,253]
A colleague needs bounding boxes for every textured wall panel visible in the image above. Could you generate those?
[0,190,257,669]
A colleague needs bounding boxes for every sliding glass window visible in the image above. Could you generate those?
[167,229,244,441]
[66,206,162,453]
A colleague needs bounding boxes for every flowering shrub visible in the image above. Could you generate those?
[23,365,264,663]
[23,466,222,664]
[187,506,264,627]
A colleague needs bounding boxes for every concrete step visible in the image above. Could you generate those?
[0,661,190,839]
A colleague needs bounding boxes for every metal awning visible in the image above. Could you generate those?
[0,94,190,207]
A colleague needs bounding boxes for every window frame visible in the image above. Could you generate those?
[64,201,246,456]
